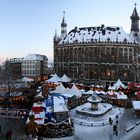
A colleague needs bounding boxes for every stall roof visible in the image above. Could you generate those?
[53,96,68,112]
[61,74,71,82]
[132,101,140,110]
[46,74,61,83]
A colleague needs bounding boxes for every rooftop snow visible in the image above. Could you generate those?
[132,101,140,110]
[53,96,68,112]
[23,54,45,61]
[59,26,136,44]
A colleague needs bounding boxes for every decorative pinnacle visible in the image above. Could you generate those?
[63,11,65,16]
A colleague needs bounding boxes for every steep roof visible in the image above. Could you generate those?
[61,11,67,27]
[59,25,136,44]
[131,6,139,19]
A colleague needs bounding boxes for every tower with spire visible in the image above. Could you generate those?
[54,29,59,43]
[130,3,140,36]
[60,11,67,39]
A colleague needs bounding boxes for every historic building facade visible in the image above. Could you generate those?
[54,6,140,82]
[22,54,48,81]
[4,58,23,80]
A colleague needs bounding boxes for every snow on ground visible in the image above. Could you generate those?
[44,107,140,140]
[71,104,121,126]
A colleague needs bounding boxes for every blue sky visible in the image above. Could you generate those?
[0,0,139,63]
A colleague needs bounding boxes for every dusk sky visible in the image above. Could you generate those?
[0,0,140,64]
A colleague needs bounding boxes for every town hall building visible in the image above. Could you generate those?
[54,5,140,82]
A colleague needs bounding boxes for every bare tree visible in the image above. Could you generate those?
[0,60,19,107]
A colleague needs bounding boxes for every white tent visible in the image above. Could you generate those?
[108,85,116,90]
[52,83,67,94]
[113,79,126,89]
[61,74,71,82]
[115,92,127,99]
[83,90,94,95]
[68,84,82,97]
[22,77,34,82]
[47,73,61,83]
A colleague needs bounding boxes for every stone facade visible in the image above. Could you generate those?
[22,54,48,81]
[54,6,140,82]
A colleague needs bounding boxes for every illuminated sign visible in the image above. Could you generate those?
[0,108,28,119]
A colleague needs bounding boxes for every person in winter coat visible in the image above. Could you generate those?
[26,115,38,138]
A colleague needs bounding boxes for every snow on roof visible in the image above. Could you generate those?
[21,77,34,82]
[108,85,116,90]
[68,84,82,97]
[53,96,68,112]
[113,79,126,89]
[23,54,45,61]
[52,83,67,94]
[132,101,140,110]
[47,73,61,83]
[115,92,127,99]
[61,74,71,82]
[82,90,94,95]
[59,26,136,45]
[52,84,82,97]
[106,91,116,95]
[95,85,104,88]
[95,90,106,95]
[61,93,75,97]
